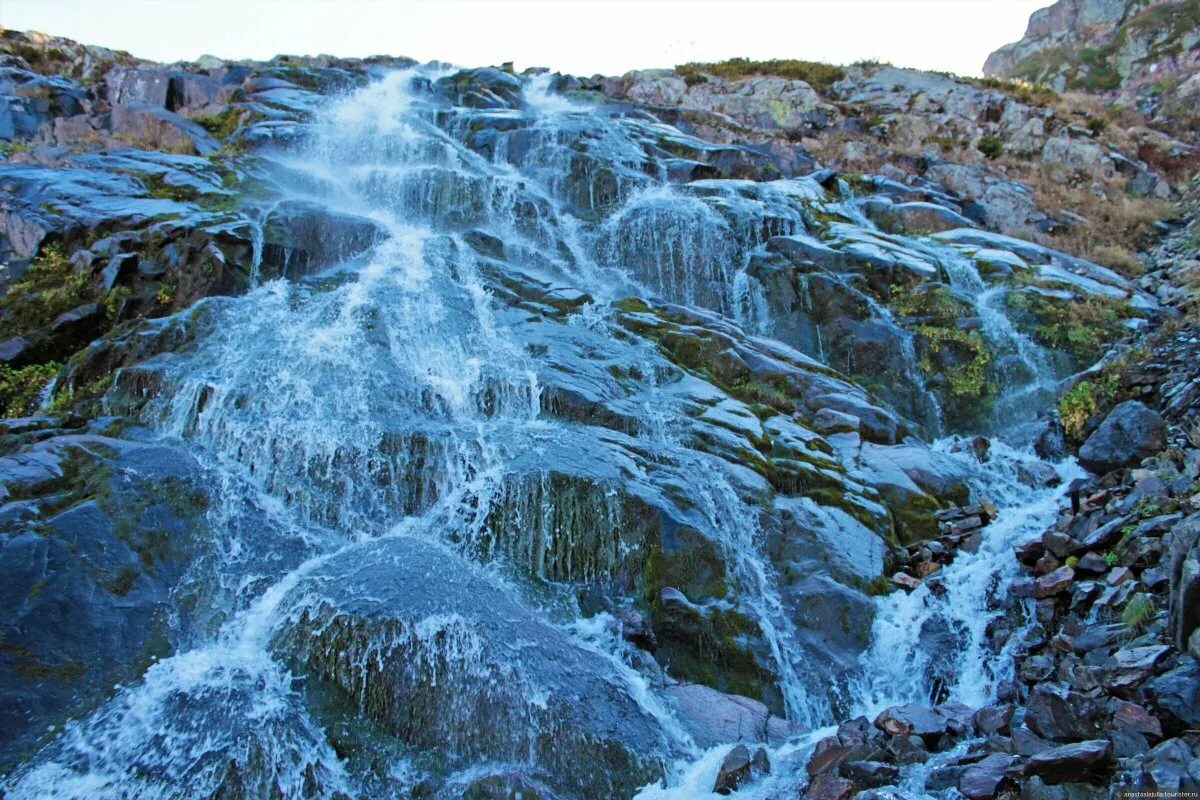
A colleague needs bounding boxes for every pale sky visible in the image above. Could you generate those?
[1,0,1045,78]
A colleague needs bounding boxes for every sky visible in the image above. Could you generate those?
[1,0,1047,78]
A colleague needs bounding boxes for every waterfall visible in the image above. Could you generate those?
[3,65,1103,800]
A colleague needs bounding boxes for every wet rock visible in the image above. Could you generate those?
[616,607,657,651]
[1077,401,1167,475]
[974,704,1015,736]
[1024,740,1113,784]
[804,774,856,800]
[874,703,947,742]
[925,764,970,792]
[840,760,898,788]
[665,683,791,749]
[959,753,1017,799]
[274,536,666,799]
[713,743,757,794]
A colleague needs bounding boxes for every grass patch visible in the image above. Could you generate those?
[675,58,845,92]
[0,362,60,417]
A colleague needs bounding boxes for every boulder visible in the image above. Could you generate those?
[804,774,856,800]
[1138,738,1200,791]
[1102,645,1171,693]
[272,536,666,799]
[959,753,1017,799]
[874,703,948,741]
[110,103,220,155]
[1024,684,1105,741]
[664,683,791,749]
[1077,401,1167,474]
[713,743,756,795]
[840,760,899,787]
[1147,661,1200,729]
[1024,740,1113,784]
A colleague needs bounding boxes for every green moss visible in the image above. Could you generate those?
[0,244,94,337]
[1057,377,1118,441]
[675,58,845,92]
[1008,289,1132,367]
[0,362,60,418]
[889,283,995,425]
[191,107,243,141]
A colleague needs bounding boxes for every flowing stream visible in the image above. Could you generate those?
[3,68,1092,799]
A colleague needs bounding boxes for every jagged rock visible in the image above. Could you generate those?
[1024,740,1113,784]
[1112,701,1163,739]
[110,103,220,155]
[1137,738,1200,790]
[1146,661,1200,729]
[1024,684,1106,741]
[1101,645,1171,692]
[974,704,1015,736]
[1078,401,1167,474]
[959,753,1018,799]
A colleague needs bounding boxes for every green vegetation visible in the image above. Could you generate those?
[675,58,845,92]
[890,283,994,425]
[1057,376,1119,441]
[1121,592,1155,633]
[0,244,93,337]
[1006,289,1132,366]
[0,362,60,417]
[976,135,1003,160]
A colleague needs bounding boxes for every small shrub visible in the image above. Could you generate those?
[1121,592,1155,632]
[976,135,1003,160]
[1057,377,1118,440]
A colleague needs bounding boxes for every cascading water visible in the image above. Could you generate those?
[3,66,1111,800]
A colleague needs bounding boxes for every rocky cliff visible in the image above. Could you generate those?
[985,0,1200,123]
[0,18,1196,800]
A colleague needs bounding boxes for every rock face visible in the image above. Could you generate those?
[984,0,1200,120]
[1078,400,1167,473]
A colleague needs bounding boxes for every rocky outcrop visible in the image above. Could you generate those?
[985,0,1200,121]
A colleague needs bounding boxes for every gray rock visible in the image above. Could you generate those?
[1147,661,1200,729]
[1078,401,1167,474]
[713,744,752,795]
[664,683,792,749]
[874,703,948,741]
[1166,514,1200,653]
